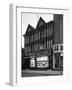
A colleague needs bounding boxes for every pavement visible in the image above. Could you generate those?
[22,69,63,77]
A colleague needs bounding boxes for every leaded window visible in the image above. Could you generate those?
[34,32,39,40]
[39,43,44,50]
[34,44,38,51]
[40,31,44,38]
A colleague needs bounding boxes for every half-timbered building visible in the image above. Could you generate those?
[23,17,54,69]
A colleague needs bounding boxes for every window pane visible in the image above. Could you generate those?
[47,27,49,37]
[48,27,50,36]
[44,29,46,37]
[51,40,53,48]
[55,45,59,51]
[28,46,31,52]
[29,35,32,42]
[47,41,49,49]
[32,45,34,52]
[34,33,39,40]
[49,40,51,49]
[39,43,44,50]
[25,47,28,53]
[25,37,27,44]
[44,42,46,50]
[51,27,53,36]
[27,36,29,43]
[60,45,63,50]
[40,31,44,38]
[34,44,38,51]
[48,40,50,49]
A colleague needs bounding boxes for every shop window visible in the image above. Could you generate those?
[36,56,49,68]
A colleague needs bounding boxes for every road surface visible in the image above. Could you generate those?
[22,69,63,77]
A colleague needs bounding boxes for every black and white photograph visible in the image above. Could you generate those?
[21,12,63,77]
[9,4,70,86]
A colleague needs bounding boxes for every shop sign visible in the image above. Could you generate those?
[37,56,48,61]
[36,56,49,68]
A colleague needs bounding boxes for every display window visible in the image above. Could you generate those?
[30,58,35,67]
[36,56,49,68]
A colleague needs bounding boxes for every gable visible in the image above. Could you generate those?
[26,24,34,33]
[36,17,46,28]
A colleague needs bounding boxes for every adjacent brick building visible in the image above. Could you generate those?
[53,14,63,70]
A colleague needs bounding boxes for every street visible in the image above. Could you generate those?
[22,69,63,77]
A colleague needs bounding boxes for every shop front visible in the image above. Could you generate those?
[53,44,63,70]
[30,55,49,70]
[36,56,49,69]
[54,53,63,70]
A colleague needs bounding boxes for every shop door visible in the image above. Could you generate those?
[55,53,60,69]
[49,55,53,69]
[60,56,63,70]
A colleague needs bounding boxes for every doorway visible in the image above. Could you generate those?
[55,53,61,69]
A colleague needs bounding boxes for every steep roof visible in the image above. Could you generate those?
[26,24,35,33]
[36,17,46,28]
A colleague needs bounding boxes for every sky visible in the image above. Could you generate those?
[22,13,53,48]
